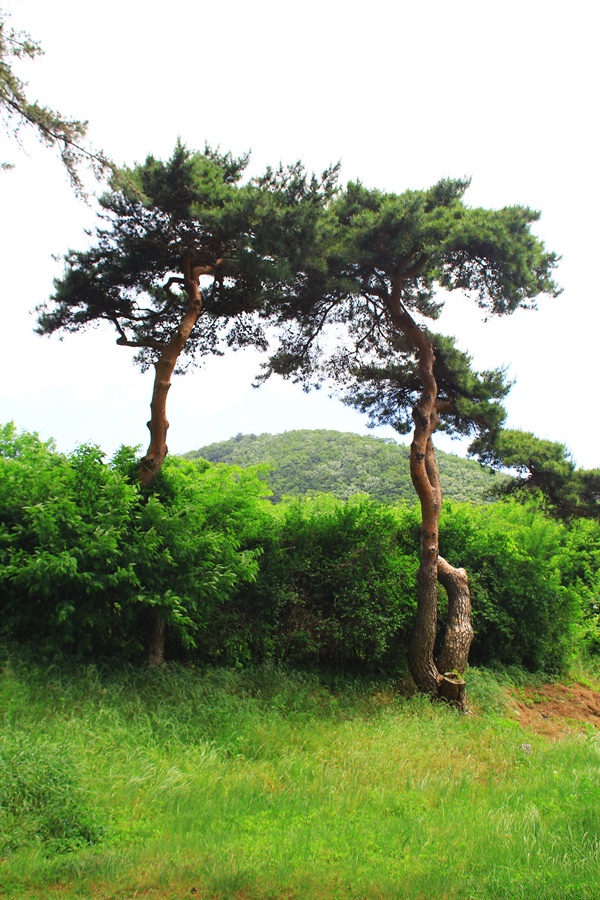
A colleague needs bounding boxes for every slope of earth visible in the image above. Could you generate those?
[510,682,600,738]
[184,429,510,504]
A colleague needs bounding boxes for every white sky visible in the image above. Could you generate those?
[1,0,598,466]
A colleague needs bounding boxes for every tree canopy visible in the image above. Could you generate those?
[37,141,339,482]
[478,428,600,520]
[263,176,559,448]
[0,5,108,191]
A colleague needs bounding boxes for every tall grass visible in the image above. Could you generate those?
[1,651,599,898]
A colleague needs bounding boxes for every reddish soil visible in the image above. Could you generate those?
[509,682,600,738]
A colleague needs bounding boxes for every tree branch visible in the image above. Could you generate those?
[111,317,165,351]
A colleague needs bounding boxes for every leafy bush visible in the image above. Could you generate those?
[0,427,141,655]
[0,424,270,659]
[554,517,600,655]
[238,495,420,670]
[439,501,581,672]
[0,424,592,673]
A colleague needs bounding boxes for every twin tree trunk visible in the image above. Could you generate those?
[138,262,475,689]
[389,283,474,708]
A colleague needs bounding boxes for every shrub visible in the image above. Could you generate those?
[0,424,591,673]
[238,496,420,670]
[0,425,271,660]
[439,501,581,672]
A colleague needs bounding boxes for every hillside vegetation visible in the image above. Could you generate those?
[184,429,509,504]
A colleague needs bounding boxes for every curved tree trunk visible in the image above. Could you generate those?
[139,258,210,487]
[139,257,218,666]
[388,277,473,706]
[437,556,473,676]
[407,339,444,697]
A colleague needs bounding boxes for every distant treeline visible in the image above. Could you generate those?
[184,429,510,504]
[2,423,598,674]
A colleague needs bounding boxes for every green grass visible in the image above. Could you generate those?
[1,653,600,899]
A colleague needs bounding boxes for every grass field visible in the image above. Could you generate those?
[1,652,600,899]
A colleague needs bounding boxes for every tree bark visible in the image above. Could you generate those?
[139,256,220,666]
[147,607,166,667]
[407,343,444,697]
[437,556,473,676]
[438,673,467,709]
[387,275,474,702]
[139,257,211,487]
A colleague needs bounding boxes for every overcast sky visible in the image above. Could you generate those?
[1,0,598,466]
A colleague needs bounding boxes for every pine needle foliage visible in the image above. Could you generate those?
[0,6,110,192]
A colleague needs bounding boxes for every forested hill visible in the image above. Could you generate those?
[184,430,508,504]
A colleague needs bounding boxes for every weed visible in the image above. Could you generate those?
[2,651,600,898]
[0,732,104,854]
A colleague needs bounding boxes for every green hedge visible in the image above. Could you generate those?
[1,424,596,673]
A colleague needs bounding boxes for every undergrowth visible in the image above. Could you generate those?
[1,650,600,899]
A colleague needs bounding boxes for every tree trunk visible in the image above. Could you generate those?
[139,258,210,487]
[437,556,473,676]
[139,257,219,665]
[407,343,444,697]
[147,608,166,667]
[438,673,467,709]
[388,277,474,703]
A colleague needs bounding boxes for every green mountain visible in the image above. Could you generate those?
[184,430,507,504]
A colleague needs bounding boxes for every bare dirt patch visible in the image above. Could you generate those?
[510,682,600,738]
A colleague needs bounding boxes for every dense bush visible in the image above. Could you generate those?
[0,424,269,658]
[1,424,595,673]
[235,496,420,669]
[0,430,140,656]
[553,517,600,655]
[439,501,585,672]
